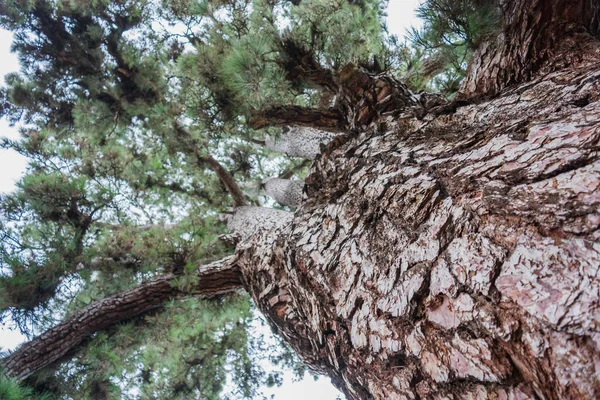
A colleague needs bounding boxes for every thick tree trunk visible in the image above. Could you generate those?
[234,1,600,397]
[238,57,600,399]
[5,2,600,398]
[460,0,600,97]
[3,258,242,381]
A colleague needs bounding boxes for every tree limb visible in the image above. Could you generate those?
[2,257,242,381]
[200,154,248,208]
[172,122,248,207]
[249,106,345,132]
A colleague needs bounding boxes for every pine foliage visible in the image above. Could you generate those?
[404,0,500,96]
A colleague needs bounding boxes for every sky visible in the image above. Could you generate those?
[0,1,422,398]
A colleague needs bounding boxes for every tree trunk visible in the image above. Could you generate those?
[460,0,600,98]
[4,1,600,398]
[238,58,600,399]
[235,1,600,397]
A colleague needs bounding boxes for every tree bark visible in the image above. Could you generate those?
[3,257,242,381]
[460,0,600,97]
[236,45,600,399]
[249,106,345,132]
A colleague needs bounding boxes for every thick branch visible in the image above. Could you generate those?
[262,178,303,208]
[2,257,242,381]
[249,106,345,132]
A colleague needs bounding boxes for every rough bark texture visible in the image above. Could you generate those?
[236,50,600,400]
[5,1,600,397]
[249,106,345,132]
[227,206,293,241]
[460,0,600,98]
[263,178,304,208]
[3,258,242,381]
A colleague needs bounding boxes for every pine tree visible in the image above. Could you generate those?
[2,0,600,399]
[403,0,500,96]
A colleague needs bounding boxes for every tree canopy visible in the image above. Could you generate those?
[0,0,495,398]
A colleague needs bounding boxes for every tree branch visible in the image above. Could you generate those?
[249,106,345,132]
[172,122,248,207]
[2,257,242,381]
[200,154,248,208]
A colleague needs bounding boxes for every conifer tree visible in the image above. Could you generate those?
[2,0,598,399]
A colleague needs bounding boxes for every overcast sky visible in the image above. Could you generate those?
[0,1,422,398]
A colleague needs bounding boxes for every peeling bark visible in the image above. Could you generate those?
[3,257,242,381]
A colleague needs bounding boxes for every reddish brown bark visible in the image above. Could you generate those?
[3,258,242,381]
[5,3,600,398]
[461,0,600,97]
[234,5,600,394]
[238,56,600,399]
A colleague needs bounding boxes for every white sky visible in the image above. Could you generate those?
[0,1,422,398]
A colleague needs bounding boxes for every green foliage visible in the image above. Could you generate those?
[0,372,52,400]
[286,0,388,68]
[30,295,304,400]
[0,0,385,396]
[404,0,500,96]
